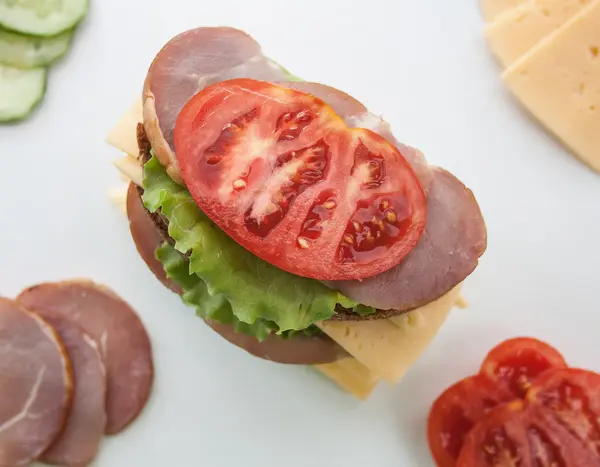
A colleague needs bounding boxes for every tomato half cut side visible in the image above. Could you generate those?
[428,375,514,467]
[174,78,426,281]
[528,368,600,460]
[480,337,567,398]
[456,401,531,467]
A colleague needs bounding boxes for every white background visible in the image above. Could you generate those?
[1,0,600,466]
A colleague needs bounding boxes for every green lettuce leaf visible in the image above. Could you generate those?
[143,155,375,334]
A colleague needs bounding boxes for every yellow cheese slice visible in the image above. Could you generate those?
[481,0,527,22]
[503,0,600,173]
[106,99,143,157]
[113,155,143,187]
[318,285,462,383]
[486,0,592,67]
[315,358,380,400]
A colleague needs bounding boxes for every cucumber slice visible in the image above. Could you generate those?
[0,28,73,68]
[0,63,46,122]
[0,0,88,37]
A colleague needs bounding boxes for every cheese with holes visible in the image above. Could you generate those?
[106,100,465,398]
[486,0,592,67]
[317,285,462,383]
[315,358,379,399]
[503,0,600,173]
[481,0,527,21]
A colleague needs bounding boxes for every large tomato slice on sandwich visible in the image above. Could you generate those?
[174,78,426,280]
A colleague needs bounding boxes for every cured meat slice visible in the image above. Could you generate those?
[328,167,487,313]
[143,26,432,190]
[17,281,153,435]
[283,82,433,191]
[126,182,182,294]
[126,180,346,364]
[143,27,289,182]
[206,320,347,365]
[37,314,106,467]
[0,298,72,467]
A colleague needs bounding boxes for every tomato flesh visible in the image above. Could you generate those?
[174,79,426,281]
[480,338,568,398]
[529,369,600,459]
[428,375,514,467]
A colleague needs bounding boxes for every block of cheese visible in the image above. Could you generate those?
[481,0,528,21]
[318,285,462,383]
[486,0,592,67]
[503,0,600,173]
[106,99,143,157]
[315,358,380,400]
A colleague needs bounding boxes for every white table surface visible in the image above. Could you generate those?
[1,1,599,466]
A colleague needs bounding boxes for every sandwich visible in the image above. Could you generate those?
[106,27,487,399]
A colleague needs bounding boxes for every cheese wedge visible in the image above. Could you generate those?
[106,100,465,398]
[315,358,380,400]
[481,0,528,22]
[318,285,461,383]
[486,0,592,67]
[503,0,600,173]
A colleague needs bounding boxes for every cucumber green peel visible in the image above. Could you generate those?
[0,0,89,36]
[0,27,72,68]
[142,155,376,339]
[0,63,46,122]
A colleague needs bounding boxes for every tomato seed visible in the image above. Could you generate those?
[297,237,310,249]
[323,200,336,209]
[386,210,397,223]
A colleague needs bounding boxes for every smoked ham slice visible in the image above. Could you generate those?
[125,182,347,364]
[37,314,106,467]
[0,298,72,467]
[17,281,153,435]
[143,27,289,183]
[328,167,487,313]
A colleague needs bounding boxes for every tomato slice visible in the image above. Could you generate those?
[480,337,568,398]
[174,78,426,280]
[428,375,514,467]
[528,369,600,459]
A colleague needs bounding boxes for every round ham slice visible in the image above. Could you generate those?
[0,298,72,467]
[282,82,433,191]
[206,321,347,365]
[126,182,182,294]
[143,26,289,183]
[17,282,153,435]
[328,167,487,314]
[37,314,106,467]
[125,181,346,364]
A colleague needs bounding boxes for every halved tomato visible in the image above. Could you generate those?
[480,337,567,398]
[457,399,600,466]
[174,78,426,280]
[428,375,514,467]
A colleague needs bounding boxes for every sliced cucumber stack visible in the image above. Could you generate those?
[0,28,73,68]
[0,0,89,37]
[0,0,89,123]
[0,64,46,122]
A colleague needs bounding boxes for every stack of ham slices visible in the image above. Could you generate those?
[0,281,153,467]
[107,27,487,399]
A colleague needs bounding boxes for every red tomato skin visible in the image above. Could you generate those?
[428,375,514,467]
[480,337,567,398]
[174,78,427,281]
